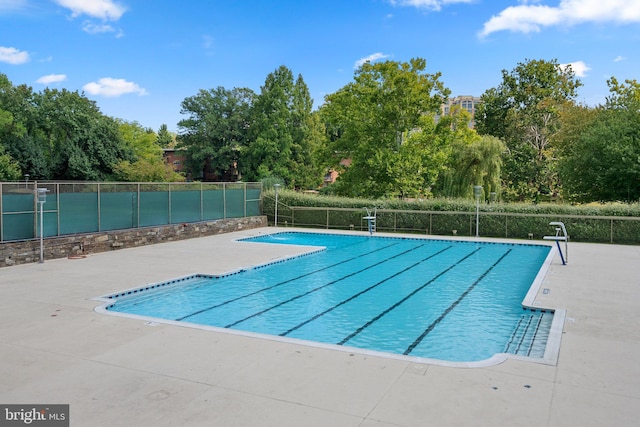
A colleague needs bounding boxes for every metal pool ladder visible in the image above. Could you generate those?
[543,221,569,265]
[363,207,377,235]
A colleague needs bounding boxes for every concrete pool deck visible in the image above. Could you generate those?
[0,227,639,426]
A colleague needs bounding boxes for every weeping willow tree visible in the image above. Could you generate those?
[437,135,505,200]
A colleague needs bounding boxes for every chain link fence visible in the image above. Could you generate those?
[0,181,262,242]
[266,203,640,244]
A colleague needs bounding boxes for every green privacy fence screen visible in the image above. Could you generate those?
[0,181,262,242]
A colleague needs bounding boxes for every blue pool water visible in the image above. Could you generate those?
[103,232,554,362]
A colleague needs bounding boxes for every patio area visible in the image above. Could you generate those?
[1,227,639,426]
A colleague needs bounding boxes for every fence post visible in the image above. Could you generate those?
[97,182,101,231]
[223,182,226,219]
[136,183,140,228]
[0,182,3,242]
[611,218,614,244]
[31,181,38,238]
[505,215,508,238]
[167,183,171,224]
[56,182,60,235]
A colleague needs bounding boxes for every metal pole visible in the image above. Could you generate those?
[36,187,48,263]
[274,184,280,227]
[39,201,44,263]
[476,202,479,238]
[473,185,482,238]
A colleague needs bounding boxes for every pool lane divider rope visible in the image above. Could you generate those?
[224,242,430,328]
[338,247,483,346]
[279,245,454,337]
[403,248,512,355]
[175,241,401,322]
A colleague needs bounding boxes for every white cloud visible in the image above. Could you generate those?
[54,0,126,21]
[560,61,591,77]
[0,46,30,64]
[388,0,474,12]
[614,55,626,62]
[479,0,640,37]
[0,0,28,14]
[83,77,147,97]
[354,52,391,68]
[82,21,123,37]
[36,74,67,84]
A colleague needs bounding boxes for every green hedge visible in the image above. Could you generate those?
[264,190,640,244]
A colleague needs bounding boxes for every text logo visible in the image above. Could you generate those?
[1,405,69,427]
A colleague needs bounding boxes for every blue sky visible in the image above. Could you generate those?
[1,0,639,133]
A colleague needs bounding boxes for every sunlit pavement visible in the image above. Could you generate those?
[1,227,639,426]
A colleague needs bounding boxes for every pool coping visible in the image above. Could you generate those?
[92,230,564,368]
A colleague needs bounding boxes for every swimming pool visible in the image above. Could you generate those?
[97,232,561,365]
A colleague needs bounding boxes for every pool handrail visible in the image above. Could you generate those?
[543,221,568,264]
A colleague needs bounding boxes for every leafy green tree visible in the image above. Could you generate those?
[114,121,183,182]
[438,135,505,199]
[475,59,582,200]
[606,77,640,110]
[117,121,158,158]
[557,79,640,202]
[320,58,450,198]
[0,74,134,180]
[178,87,254,181]
[156,124,174,148]
[431,106,505,198]
[0,144,21,180]
[0,75,48,178]
[244,65,320,186]
[288,76,326,189]
[36,88,133,180]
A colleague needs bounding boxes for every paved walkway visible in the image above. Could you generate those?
[1,228,639,426]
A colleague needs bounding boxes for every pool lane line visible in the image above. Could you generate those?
[223,242,430,329]
[337,247,482,346]
[175,241,402,322]
[403,248,512,355]
[279,245,453,337]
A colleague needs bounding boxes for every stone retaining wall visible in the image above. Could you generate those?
[0,216,267,268]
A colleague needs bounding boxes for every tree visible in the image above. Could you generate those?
[438,135,505,199]
[0,100,24,180]
[0,75,48,178]
[114,121,183,182]
[243,65,322,187]
[34,88,133,180]
[288,76,326,189]
[557,79,640,202]
[0,74,134,180]
[320,58,450,198]
[156,124,174,148]
[178,87,254,181]
[430,106,505,198]
[475,59,582,200]
[0,144,21,180]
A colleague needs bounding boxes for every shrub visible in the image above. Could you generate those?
[263,190,640,244]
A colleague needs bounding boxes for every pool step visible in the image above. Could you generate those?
[504,310,554,358]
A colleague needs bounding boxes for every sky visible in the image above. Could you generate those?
[1,0,639,133]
